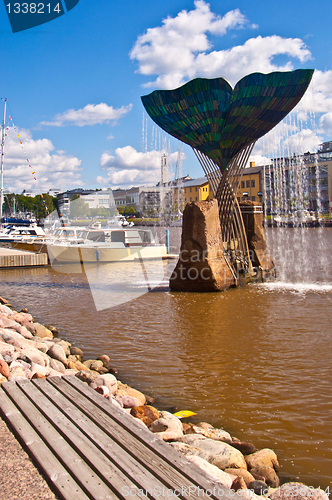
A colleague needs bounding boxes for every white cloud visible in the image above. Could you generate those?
[3,128,82,193]
[250,118,322,166]
[131,1,332,151]
[192,36,311,85]
[40,103,132,127]
[319,112,332,135]
[130,0,311,89]
[97,146,182,187]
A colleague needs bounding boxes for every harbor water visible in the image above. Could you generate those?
[1,227,332,489]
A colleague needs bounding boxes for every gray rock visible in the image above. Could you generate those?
[47,344,67,365]
[250,465,279,487]
[186,455,233,488]
[115,395,139,408]
[90,374,117,394]
[230,441,256,455]
[30,362,49,377]
[224,468,255,487]
[177,435,247,470]
[245,448,279,472]
[49,358,66,373]
[248,480,269,496]
[90,360,104,371]
[0,341,15,357]
[169,442,213,463]
[75,370,100,385]
[29,338,49,353]
[33,323,53,339]
[20,347,47,367]
[192,425,232,443]
[55,340,71,356]
[70,346,83,358]
[3,355,13,364]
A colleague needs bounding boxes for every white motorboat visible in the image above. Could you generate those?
[0,224,45,245]
[106,215,133,227]
[46,227,167,264]
[274,210,318,226]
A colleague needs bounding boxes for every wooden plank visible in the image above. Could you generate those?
[0,388,91,500]
[48,376,204,499]
[47,377,200,499]
[53,376,233,500]
[33,377,179,498]
[2,380,120,500]
[24,378,177,499]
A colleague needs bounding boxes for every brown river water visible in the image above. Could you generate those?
[1,227,332,490]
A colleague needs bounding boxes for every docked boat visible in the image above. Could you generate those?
[0,224,45,247]
[46,227,167,264]
[273,210,318,227]
[106,215,134,227]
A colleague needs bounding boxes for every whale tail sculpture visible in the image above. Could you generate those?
[141,70,314,275]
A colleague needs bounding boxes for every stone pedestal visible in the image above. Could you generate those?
[239,201,275,274]
[169,200,235,292]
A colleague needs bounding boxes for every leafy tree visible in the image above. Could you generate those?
[2,193,58,218]
[118,205,137,216]
[69,196,90,218]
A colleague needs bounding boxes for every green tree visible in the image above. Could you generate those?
[69,196,90,219]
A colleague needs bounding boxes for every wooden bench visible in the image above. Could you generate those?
[0,376,236,500]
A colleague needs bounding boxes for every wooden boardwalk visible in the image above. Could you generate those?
[0,247,48,268]
[0,376,235,500]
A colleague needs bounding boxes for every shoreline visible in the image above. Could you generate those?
[0,294,329,499]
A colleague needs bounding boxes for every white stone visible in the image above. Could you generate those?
[91,374,117,394]
[0,304,13,315]
[20,347,48,367]
[30,362,49,377]
[149,411,183,441]
[192,425,232,443]
[0,341,15,357]
[186,455,234,489]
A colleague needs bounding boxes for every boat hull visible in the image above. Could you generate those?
[47,242,167,263]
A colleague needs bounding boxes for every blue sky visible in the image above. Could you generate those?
[1,0,332,193]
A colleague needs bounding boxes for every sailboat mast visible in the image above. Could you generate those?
[0,98,7,226]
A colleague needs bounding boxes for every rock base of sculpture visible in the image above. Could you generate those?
[239,201,275,277]
[169,200,235,292]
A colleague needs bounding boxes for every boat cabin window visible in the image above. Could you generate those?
[110,231,126,243]
[138,230,152,244]
[87,231,105,242]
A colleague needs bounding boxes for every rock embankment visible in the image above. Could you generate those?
[0,295,328,500]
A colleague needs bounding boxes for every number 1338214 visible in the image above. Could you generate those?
[6,3,62,14]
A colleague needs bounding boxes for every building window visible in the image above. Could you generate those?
[237,197,240,202]
[196,197,198,201]
[195,187,197,192]
[246,180,250,188]
[252,196,255,201]
[185,198,187,202]
[190,187,192,192]
[190,197,192,202]
[241,181,245,188]
[184,188,187,193]
[251,180,255,187]
[242,196,246,201]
